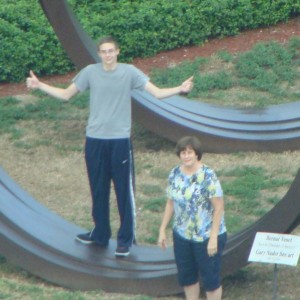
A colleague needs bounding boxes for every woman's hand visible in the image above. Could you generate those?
[158,230,168,250]
[207,236,218,257]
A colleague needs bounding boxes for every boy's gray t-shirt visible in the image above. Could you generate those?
[73,63,149,139]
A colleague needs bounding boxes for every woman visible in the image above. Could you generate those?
[158,136,227,300]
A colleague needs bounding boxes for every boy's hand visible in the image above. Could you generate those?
[26,70,40,89]
[180,76,194,93]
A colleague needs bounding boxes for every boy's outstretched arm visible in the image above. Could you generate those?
[145,76,193,99]
[26,70,79,101]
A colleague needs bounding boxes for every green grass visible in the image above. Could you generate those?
[0,91,89,152]
[142,196,166,212]
[150,37,300,107]
[0,39,298,238]
[219,166,293,232]
[140,184,163,196]
[0,49,296,237]
[0,36,300,300]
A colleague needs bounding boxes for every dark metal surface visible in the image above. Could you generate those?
[0,167,180,296]
[1,0,297,296]
[39,0,300,153]
[0,166,300,295]
[132,91,300,152]
[39,0,99,69]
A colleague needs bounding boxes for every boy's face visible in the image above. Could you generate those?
[98,42,120,66]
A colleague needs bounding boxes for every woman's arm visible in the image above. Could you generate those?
[158,199,174,250]
[207,196,225,256]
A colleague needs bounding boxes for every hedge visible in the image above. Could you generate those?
[0,1,73,83]
[0,0,299,82]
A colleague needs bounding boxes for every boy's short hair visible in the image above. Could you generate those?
[97,36,119,50]
[175,136,203,160]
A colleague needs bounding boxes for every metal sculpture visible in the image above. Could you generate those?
[39,0,300,153]
[0,1,299,297]
[0,166,299,296]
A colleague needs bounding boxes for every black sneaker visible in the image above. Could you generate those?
[115,246,130,257]
[76,232,94,244]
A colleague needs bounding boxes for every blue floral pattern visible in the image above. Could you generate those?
[167,165,226,241]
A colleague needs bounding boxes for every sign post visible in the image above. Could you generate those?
[248,232,300,300]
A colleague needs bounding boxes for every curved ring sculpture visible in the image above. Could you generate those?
[0,1,299,297]
[0,166,300,296]
[39,0,300,153]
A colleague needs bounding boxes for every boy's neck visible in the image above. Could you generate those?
[103,62,118,71]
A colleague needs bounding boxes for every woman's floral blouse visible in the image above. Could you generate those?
[167,164,226,241]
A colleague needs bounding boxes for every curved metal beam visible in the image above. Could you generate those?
[39,0,300,153]
[132,91,300,152]
[1,0,296,296]
[39,0,99,68]
[0,166,300,295]
[0,167,180,296]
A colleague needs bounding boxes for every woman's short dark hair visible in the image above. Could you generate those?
[97,36,119,50]
[175,136,202,160]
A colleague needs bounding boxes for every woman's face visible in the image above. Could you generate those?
[179,146,198,168]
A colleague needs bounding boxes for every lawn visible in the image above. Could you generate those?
[0,37,300,299]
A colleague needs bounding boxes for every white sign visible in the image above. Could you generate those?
[248,232,300,266]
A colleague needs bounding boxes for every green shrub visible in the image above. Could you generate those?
[1,0,300,82]
[0,1,73,82]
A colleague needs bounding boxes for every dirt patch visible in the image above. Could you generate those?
[133,17,300,74]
